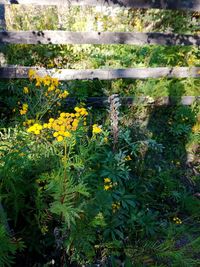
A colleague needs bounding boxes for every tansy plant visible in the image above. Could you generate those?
[20,71,105,143]
[27,107,89,142]
[16,69,69,121]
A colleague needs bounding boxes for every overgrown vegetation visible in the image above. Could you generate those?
[0,5,199,267]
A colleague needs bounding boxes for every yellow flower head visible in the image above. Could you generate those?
[63,131,72,138]
[49,118,54,123]
[28,69,36,79]
[20,109,27,115]
[104,178,111,183]
[23,87,29,94]
[57,136,63,142]
[43,123,48,128]
[27,123,43,135]
[124,155,132,161]
[92,124,102,134]
[22,103,28,110]
[104,185,111,191]
[53,132,59,137]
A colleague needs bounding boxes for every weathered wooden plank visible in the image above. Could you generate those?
[2,0,200,12]
[65,96,200,107]
[1,66,200,80]
[0,31,200,45]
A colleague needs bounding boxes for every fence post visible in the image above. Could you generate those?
[0,2,7,66]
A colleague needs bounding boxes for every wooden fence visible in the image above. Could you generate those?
[1,0,200,11]
[0,0,200,106]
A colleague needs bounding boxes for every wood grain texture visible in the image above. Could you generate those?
[1,66,200,79]
[0,31,200,45]
[1,0,200,11]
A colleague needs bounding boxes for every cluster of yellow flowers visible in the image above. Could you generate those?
[46,107,88,141]
[19,103,28,115]
[28,69,69,100]
[92,124,102,134]
[29,69,59,87]
[27,106,88,142]
[104,178,117,191]
[112,202,120,213]
[27,123,43,135]
[173,217,182,224]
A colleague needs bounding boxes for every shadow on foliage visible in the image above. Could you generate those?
[145,79,198,210]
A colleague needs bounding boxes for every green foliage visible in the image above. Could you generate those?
[0,223,24,267]
[0,5,199,266]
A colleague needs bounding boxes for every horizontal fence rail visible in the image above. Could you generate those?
[1,66,200,80]
[0,31,200,45]
[65,96,200,107]
[1,0,200,11]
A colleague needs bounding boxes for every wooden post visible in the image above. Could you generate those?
[0,2,7,66]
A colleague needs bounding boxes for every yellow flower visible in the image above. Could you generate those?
[58,90,69,99]
[74,107,80,112]
[62,90,69,98]
[104,185,111,191]
[72,119,79,128]
[63,131,71,138]
[53,132,59,137]
[52,78,59,87]
[60,112,66,118]
[22,103,28,110]
[124,155,132,161]
[20,103,28,115]
[92,124,102,134]
[34,130,40,135]
[57,136,63,142]
[43,77,51,86]
[104,178,111,183]
[37,125,43,130]
[47,123,52,129]
[47,85,55,92]
[28,69,36,79]
[23,87,29,94]
[20,109,27,115]
[49,118,54,123]
[43,123,48,128]
[27,123,43,135]
[80,108,88,116]
[27,126,34,132]
[60,125,66,131]
[36,80,41,87]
